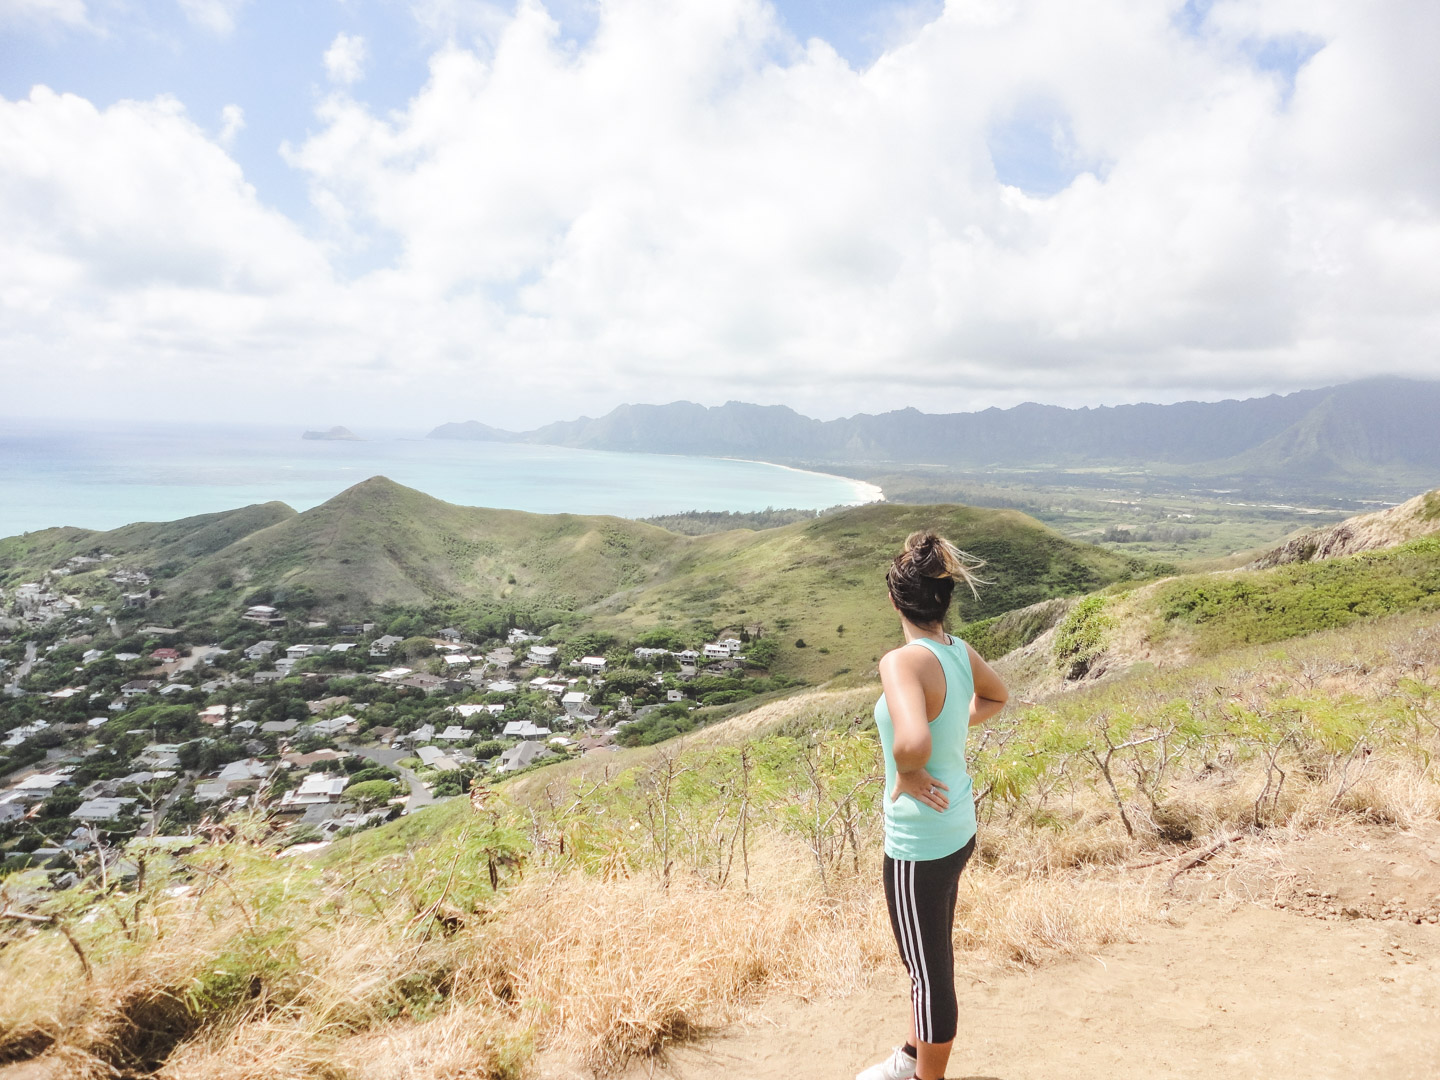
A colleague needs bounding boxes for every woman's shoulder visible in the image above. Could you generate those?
[878,640,944,674]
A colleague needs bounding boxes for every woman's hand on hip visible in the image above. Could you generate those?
[890,768,949,811]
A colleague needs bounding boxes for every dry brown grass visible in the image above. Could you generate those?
[0,828,1169,1080]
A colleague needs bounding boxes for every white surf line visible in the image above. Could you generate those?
[716,456,885,506]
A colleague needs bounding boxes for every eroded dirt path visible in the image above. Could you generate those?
[605,825,1440,1080]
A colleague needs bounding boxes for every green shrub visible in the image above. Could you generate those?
[960,598,1068,660]
[1053,595,1111,678]
[1421,490,1440,523]
[349,766,397,785]
[1157,536,1440,653]
[744,638,779,667]
[342,779,400,809]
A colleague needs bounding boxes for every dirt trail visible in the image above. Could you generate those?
[597,825,1440,1080]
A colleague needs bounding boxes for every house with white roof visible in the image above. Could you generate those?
[415,745,461,772]
[528,645,559,666]
[2,720,49,749]
[245,640,279,661]
[307,716,354,736]
[242,605,286,627]
[577,656,606,674]
[497,740,551,774]
[73,797,138,821]
[12,770,72,799]
[280,774,347,808]
[438,725,470,742]
[208,759,270,793]
[138,744,183,769]
[502,720,552,739]
[396,723,437,747]
[370,634,404,657]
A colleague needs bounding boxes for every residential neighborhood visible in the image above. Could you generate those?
[1,564,782,884]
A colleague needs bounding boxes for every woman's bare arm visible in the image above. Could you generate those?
[879,647,949,811]
[966,644,1009,727]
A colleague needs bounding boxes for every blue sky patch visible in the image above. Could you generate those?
[988,97,1102,197]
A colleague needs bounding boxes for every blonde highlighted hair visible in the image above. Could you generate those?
[886,530,988,626]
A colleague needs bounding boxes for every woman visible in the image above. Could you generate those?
[858,531,1009,1080]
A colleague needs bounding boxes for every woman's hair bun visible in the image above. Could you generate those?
[903,530,970,581]
[887,530,989,627]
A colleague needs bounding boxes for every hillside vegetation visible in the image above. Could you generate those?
[1249,486,1440,568]
[0,502,295,589]
[4,601,1438,1080]
[991,503,1440,698]
[2,479,1144,682]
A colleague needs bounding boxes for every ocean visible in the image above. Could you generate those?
[0,421,882,537]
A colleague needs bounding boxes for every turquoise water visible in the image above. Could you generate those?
[0,422,881,537]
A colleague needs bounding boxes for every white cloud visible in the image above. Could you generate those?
[0,88,337,409]
[2,0,1438,427]
[218,103,244,146]
[0,0,90,29]
[324,32,368,86]
[176,0,246,35]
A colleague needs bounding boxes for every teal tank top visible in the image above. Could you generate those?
[874,636,977,861]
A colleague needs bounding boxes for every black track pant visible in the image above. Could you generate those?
[883,835,976,1045]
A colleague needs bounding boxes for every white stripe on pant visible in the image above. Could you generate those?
[882,836,975,1046]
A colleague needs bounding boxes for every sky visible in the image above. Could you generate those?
[0,0,1437,430]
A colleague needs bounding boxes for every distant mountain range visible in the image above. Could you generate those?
[429,377,1440,481]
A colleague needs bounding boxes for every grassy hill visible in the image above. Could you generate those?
[582,500,1140,680]
[0,502,295,589]
[1248,487,1440,568]
[0,478,1144,681]
[162,477,693,623]
[992,494,1440,698]
[168,481,1144,679]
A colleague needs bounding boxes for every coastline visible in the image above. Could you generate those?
[715,456,885,506]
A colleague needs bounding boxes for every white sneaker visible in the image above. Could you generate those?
[856,1046,917,1080]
